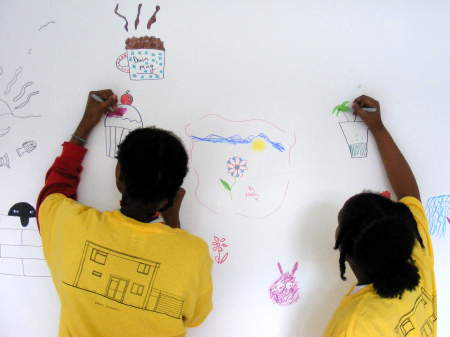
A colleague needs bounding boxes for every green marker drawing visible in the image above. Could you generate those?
[220,178,237,199]
[220,156,248,200]
[332,100,351,116]
[220,179,232,192]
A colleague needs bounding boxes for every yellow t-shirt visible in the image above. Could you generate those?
[323,196,437,337]
[39,193,213,337]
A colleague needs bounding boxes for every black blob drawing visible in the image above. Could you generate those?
[8,202,36,227]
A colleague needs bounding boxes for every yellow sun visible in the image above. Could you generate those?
[251,138,267,152]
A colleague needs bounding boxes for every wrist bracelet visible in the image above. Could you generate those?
[72,134,87,144]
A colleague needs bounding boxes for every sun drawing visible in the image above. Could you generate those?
[251,138,267,152]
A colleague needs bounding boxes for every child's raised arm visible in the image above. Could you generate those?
[352,95,420,200]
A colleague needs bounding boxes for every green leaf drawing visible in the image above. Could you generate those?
[220,179,232,191]
[340,101,350,112]
[332,100,351,116]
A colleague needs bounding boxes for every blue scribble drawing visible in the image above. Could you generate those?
[426,195,450,238]
[191,133,285,152]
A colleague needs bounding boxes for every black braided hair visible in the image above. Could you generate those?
[334,193,424,299]
[116,127,188,212]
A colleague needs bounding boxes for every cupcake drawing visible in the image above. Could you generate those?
[104,91,143,158]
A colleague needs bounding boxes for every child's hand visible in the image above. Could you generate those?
[81,90,118,130]
[161,188,186,229]
[352,95,384,132]
[71,90,118,145]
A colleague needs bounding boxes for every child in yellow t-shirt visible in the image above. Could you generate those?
[36,90,213,337]
[323,95,436,337]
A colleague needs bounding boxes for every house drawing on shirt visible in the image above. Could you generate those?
[394,287,436,337]
[64,240,184,319]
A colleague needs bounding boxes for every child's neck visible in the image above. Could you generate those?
[120,205,158,223]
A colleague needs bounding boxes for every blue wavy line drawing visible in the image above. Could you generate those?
[191,133,285,152]
[426,195,450,238]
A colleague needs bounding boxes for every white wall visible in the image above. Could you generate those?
[0,1,448,336]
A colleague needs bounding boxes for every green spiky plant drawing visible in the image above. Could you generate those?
[332,100,351,116]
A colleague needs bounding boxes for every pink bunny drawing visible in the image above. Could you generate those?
[269,262,300,305]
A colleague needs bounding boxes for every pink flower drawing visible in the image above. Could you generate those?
[220,156,249,199]
[211,236,229,264]
[269,262,300,306]
[227,156,248,178]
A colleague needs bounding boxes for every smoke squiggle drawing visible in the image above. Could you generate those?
[114,4,129,32]
[135,4,142,30]
[13,82,33,102]
[4,67,22,95]
[38,21,56,31]
[14,91,40,110]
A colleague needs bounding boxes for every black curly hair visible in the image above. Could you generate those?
[116,127,188,213]
[334,192,424,299]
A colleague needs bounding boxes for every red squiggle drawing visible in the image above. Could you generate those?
[197,113,286,132]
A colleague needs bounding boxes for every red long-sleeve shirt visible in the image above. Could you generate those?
[36,141,87,231]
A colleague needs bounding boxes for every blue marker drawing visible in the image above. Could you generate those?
[426,195,450,238]
[191,133,286,152]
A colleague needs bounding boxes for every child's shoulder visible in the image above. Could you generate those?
[174,229,210,256]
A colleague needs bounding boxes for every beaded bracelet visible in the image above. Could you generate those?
[72,134,87,144]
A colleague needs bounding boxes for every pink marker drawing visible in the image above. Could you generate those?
[185,114,296,219]
[245,186,259,200]
[104,91,143,158]
[211,236,229,264]
[269,262,299,306]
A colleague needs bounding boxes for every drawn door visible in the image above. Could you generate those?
[106,276,129,303]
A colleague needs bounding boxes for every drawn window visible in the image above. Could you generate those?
[401,319,415,335]
[131,283,144,296]
[90,249,107,265]
[92,270,102,277]
[137,263,150,275]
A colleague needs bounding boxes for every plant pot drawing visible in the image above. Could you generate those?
[339,121,369,158]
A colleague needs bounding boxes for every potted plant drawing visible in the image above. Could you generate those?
[332,100,369,158]
[220,156,248,199]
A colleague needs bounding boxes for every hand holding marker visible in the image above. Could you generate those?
[90,93,115,113]
[71,90,117,146]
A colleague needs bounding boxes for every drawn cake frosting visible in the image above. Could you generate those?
[104,91,143,158]
[116,36,165,80]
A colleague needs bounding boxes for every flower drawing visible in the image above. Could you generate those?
[220,156,248,199]
[211,236,229,264]
[226,156,248,178]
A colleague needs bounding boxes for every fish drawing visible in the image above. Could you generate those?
[0,153,9,168]
[0,127,10,137]
[16,140,37,157]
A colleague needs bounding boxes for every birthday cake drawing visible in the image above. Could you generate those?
[104,91,143,158]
